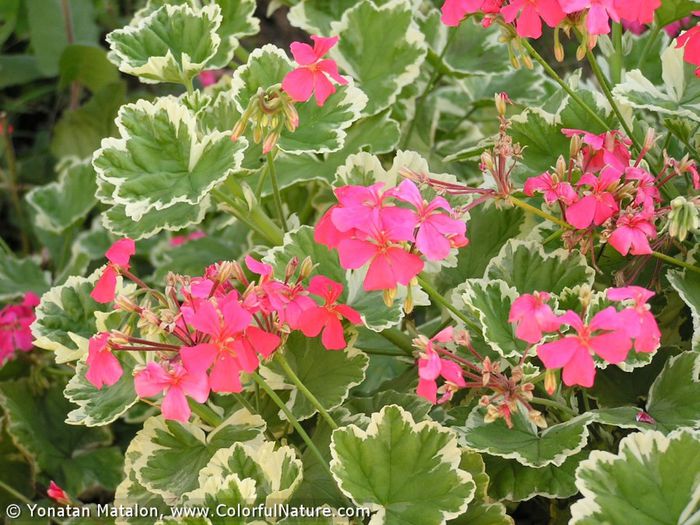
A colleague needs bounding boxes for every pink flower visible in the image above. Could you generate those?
[524,172,578,205]
[565,169,620,229]
[393,180,468,260]
[562,129,631,172]
[198,70,223,87]
[625,167,660,208]
[536,307,632,387]
[509,292,561,344]
[560,0,620,35]
[615,0,660,24]
[170,231,206,247]
[134,361,210,422]
[607,286,660,353]
[47,481,70,505]
[608,210,656,255]
[440,0,487,25]
[500,0,566,39]
[331,183,415,236]
[282,35,348,106]
[416,327,467,404]
[0,292,39,364]
[86,332,123,389]
[677,26,700,77]
[298,276,361,350]
[91,238,136,304]
[180,293,280,393]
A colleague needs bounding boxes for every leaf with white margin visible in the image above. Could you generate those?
[330,404,475,525]
[656,0,700,26]
[192,441,303,509]
[483,451,585,502]
[260,332,368,422]
[330,0,426,116]
[229,45,366,154]
[485,239,595,295]
[460,278,528,359]
[0,252,51,302]
[132,409,266,504]
[287,0,360,34]
[667,267,700,351]
[571,429,700,525]
[25,158,97,234]
[64,351,141,427]
[31,269,130,363]
[114,450,169,525]
[645,351,700,433]
[93,96,245,221]
[106,4,222,84]
[263,225,403,331]
[613,43,700,123]
[453,406,591,468]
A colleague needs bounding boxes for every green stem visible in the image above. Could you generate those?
[267,151,287,232]
[651,251,700,274]
[188,400,223,427]
[0,479,33,506]
[275,352,337,430]
[378,328,415,356]
[530,396,577,416]
[509,196,571,229]
[0,114,29,253]
[519,38,609,131]
[416,274,481,332]
[234,45,250,63]
[212,187,284,245]
[542,228,565,245]
[610,22,623,85]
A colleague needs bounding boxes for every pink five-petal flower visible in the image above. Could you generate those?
[562,129,631,172]
[85,332,123,389]
[536,308,631,387]
[440,0,486,25]
[91,238,136,304]
[0,292,39,363]
[416,327,466,403]
[524,172,578,205]
[608,210,656,256]
[392,179,468,260]
[134,361,210,422]
[509,291,561,343]
[47,481,70,505]
[560,0,620,34]
[298,275,361,350]
[677,26,700,77]
[565,169,621,229]
[607,286,660,353]
[282,35,348,106]
[501,0,566,39]
[615,0,660,24]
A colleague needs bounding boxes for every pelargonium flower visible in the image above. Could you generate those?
[608,209,656,256]
[560,0,620,35]
[500,0,566,39]
[416,327,467,404]
[282,35,347,106]
[536,307,631,387]
[0,292,39,364]
[86,332,123,389]
[615,0,660,24]
[562,129,631,172]
[91,238,135,304]
[625,167,661,208]
[298,276,362,350]
[47,481,70,505]
[509,291,561,344]
[607,286,660,353]
[524,172,578,205]
[170,231,206,247]
[441,0,488,25]
[565,168,620,229]
[331,183,415,236]
[134,361,210,422]
[677,26,700,77]
[393,179,468,260]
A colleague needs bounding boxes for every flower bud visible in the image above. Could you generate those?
[262,130,280,154]
[569,133,582,159]
[383,287,396,307]
[554,42,564,63]
[114,295,141,313]
[299,256,315,281]
[528,409,548,429]
[544,368,557,396]
[668,196,699,241]
[285,256,299,282]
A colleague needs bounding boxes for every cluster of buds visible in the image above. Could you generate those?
[667,196,700,241]
[230,85,299,154]
[480,361,544,429]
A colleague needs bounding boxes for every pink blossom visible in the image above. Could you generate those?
[91,238,136,304]
[607,286,660,353]
[536,307,632,387]
[560,0,620,35]
[615,0,660,25]
[298,276,362,350]
[524,172,578,205]
[331,183,415,236]
[134,361,209,422]
[47,481,70,505]
[509,292,561,344]
[608,210,656,255]
[625,167,660,208]
[198,70,223,87]
[565,169,620,229]
[416,327,467,404]
[500,0,566,39]
[282,35,348,106]
[393,180,468,260]
[0,292,39,364]
[170,231,206,247]
[665,17,693,38]
[677,26,700,77]
[562,129,631,172]
[440,0,487,25]
[86,332,123,389]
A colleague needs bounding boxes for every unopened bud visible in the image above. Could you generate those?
[403,289,414,314]
[283,102,299,131]
[383,287,396,307]
[668,196,699,241]
[262,131,280,154]
[494,92,510,116]
[253,124,263,144]
[544,368,557,396]
[285,257,299,282]
[480,151,494,172]
[576,43,587,61]
[114,295,141,313]
[528,409,548,429]
[521,54,533,69]
[554,42,564,62]
[643,127,656,152]
[299,257,314,281]
[570,133,582,158]
[555,155,567,178]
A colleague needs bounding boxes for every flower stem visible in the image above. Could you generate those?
[610,22,623,85]
[267,151,288,233]
[509,196,571,229]
[275,352,338,430]
[530,396,577,416]
[416,274,481,333]
[188,400,223,427]
[212,187,284,245]
[651,251,700,274]
[378,328,415,356]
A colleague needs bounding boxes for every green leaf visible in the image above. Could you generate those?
[655,0,700,25]
[132,410,266,503]
[345,390,432,422]
[330,405,475,525]
[509,110,570,177]
[93,96,246,221]
[114,451,170,525]
[0,54,44,89]
[287,0,359,34]
[261,332,368,421]
[613,43,700,123]
[264,225,404,331]
[485,240,595,295]
[106,3,222,84]
[454,407,591,468]
[571,429,700,525]
[0,252,51,302]
[330,0,426,116]
[25,158,97,234]
[59,45,120,92]
[667,268,700,351]
[559,89,616,134]
[0,418,34,510]
[64,351,140,427]
[645,351,700,433]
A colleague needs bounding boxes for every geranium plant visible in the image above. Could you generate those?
[1,0,700,523]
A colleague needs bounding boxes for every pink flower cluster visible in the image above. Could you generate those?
[417,327,467,404]
[509,286,660,387]
[0,292,39,365]
[315,180,468,291]
[85,240,362,422]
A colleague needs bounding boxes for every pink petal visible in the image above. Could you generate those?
[134,362,170,398]
[282,68,315,102]
[245,326,280,358]
[417,378,438,404]
[90,266,117,304]
[418,353,442,380]
[181,343,218,374]
[209,354,243,393]
[416,222,452,261]
[161,387,191,422]
[336,304,362,325]
[313,71,336,106]
[180,371,210,403]
[289,42,317,65]
[566,195,597,229]
[537,337,580,369]
[562,348,596,387]
[317,59,347,85]
[590,331,631,364]
[311,35,339,58]
[516,5,543,38]
[321,317,347,350]
[298,307,328,338]
[105,238,135,267]
[337,239,377,270]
